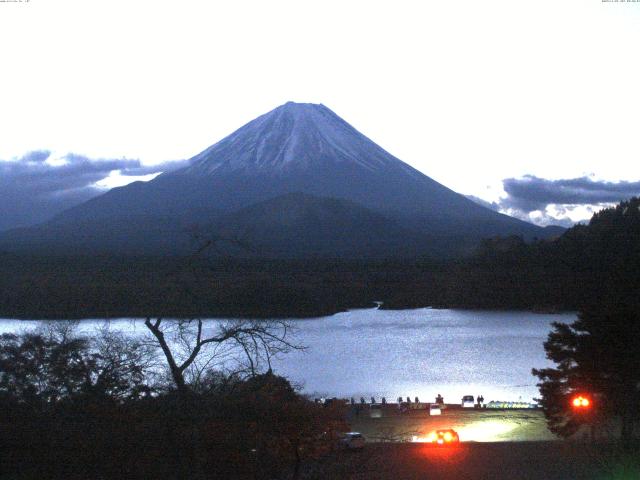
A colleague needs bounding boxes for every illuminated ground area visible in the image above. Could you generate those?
[349,407,556,442]
[301,442,640,480]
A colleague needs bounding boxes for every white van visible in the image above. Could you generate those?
[462,395,475,408]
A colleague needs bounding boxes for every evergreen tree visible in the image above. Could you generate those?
[533,198,640,439]
[533,302,640,439]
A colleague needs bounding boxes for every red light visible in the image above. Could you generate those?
[571,395,591,409]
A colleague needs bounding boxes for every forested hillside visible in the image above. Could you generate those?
[1,198,637,319]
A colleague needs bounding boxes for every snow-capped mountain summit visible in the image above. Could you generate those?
[181,102,410,177]
[150,101,479,217]
[1,102,559,257]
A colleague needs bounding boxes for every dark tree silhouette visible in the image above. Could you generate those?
[533,303,640,439]
[143,316,300,394]
[0,327,153,408]
[143,234,303,394]
[533,199,640,440]
[224,371,348,479]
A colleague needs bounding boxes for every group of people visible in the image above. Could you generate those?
[341,393,486,407]
[434,393,485,406]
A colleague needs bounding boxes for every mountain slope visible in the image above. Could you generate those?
[54,103,542,229]
[1,102,557,257]
[212,192,433,258]
[0,214,199,255]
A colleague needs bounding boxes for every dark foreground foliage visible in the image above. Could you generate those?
[0,332,346,480]
[0,382,346,480]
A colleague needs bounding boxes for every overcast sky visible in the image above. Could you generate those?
[1,0,639,227]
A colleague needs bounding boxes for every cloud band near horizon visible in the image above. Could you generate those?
[0,151,188,231]
[469,175,640,228]
[501,175,640,213]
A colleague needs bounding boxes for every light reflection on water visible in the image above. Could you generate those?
[0,308,575,403]
[268,308,575,403]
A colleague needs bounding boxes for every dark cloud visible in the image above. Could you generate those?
[467,191,576,228]
[501,175,640,213]
[20,150,51,163]
[480,175,640,228]
[0,151,189,231]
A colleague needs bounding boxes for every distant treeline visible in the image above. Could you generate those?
[0,251,580,318]
[0,254,435,319]
[1,198,638,319]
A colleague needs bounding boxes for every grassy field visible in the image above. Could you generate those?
[348,405,556,443]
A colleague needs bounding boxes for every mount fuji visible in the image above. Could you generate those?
[0,102,559,257]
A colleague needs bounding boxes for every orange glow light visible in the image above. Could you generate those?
[418,441,467,464]
[571,395,591,409]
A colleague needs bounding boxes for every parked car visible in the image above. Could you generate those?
[427,429,460,445]
[429,403,442,415]
[462,395,475,408]
[339,432,365,449]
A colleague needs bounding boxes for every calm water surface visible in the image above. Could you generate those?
[0,308,575,403]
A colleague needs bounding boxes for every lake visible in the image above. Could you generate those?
[0,308,574,403]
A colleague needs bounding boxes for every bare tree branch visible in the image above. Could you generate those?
[143,235,304,394]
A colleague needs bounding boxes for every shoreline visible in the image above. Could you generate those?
[0,304,577,322]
